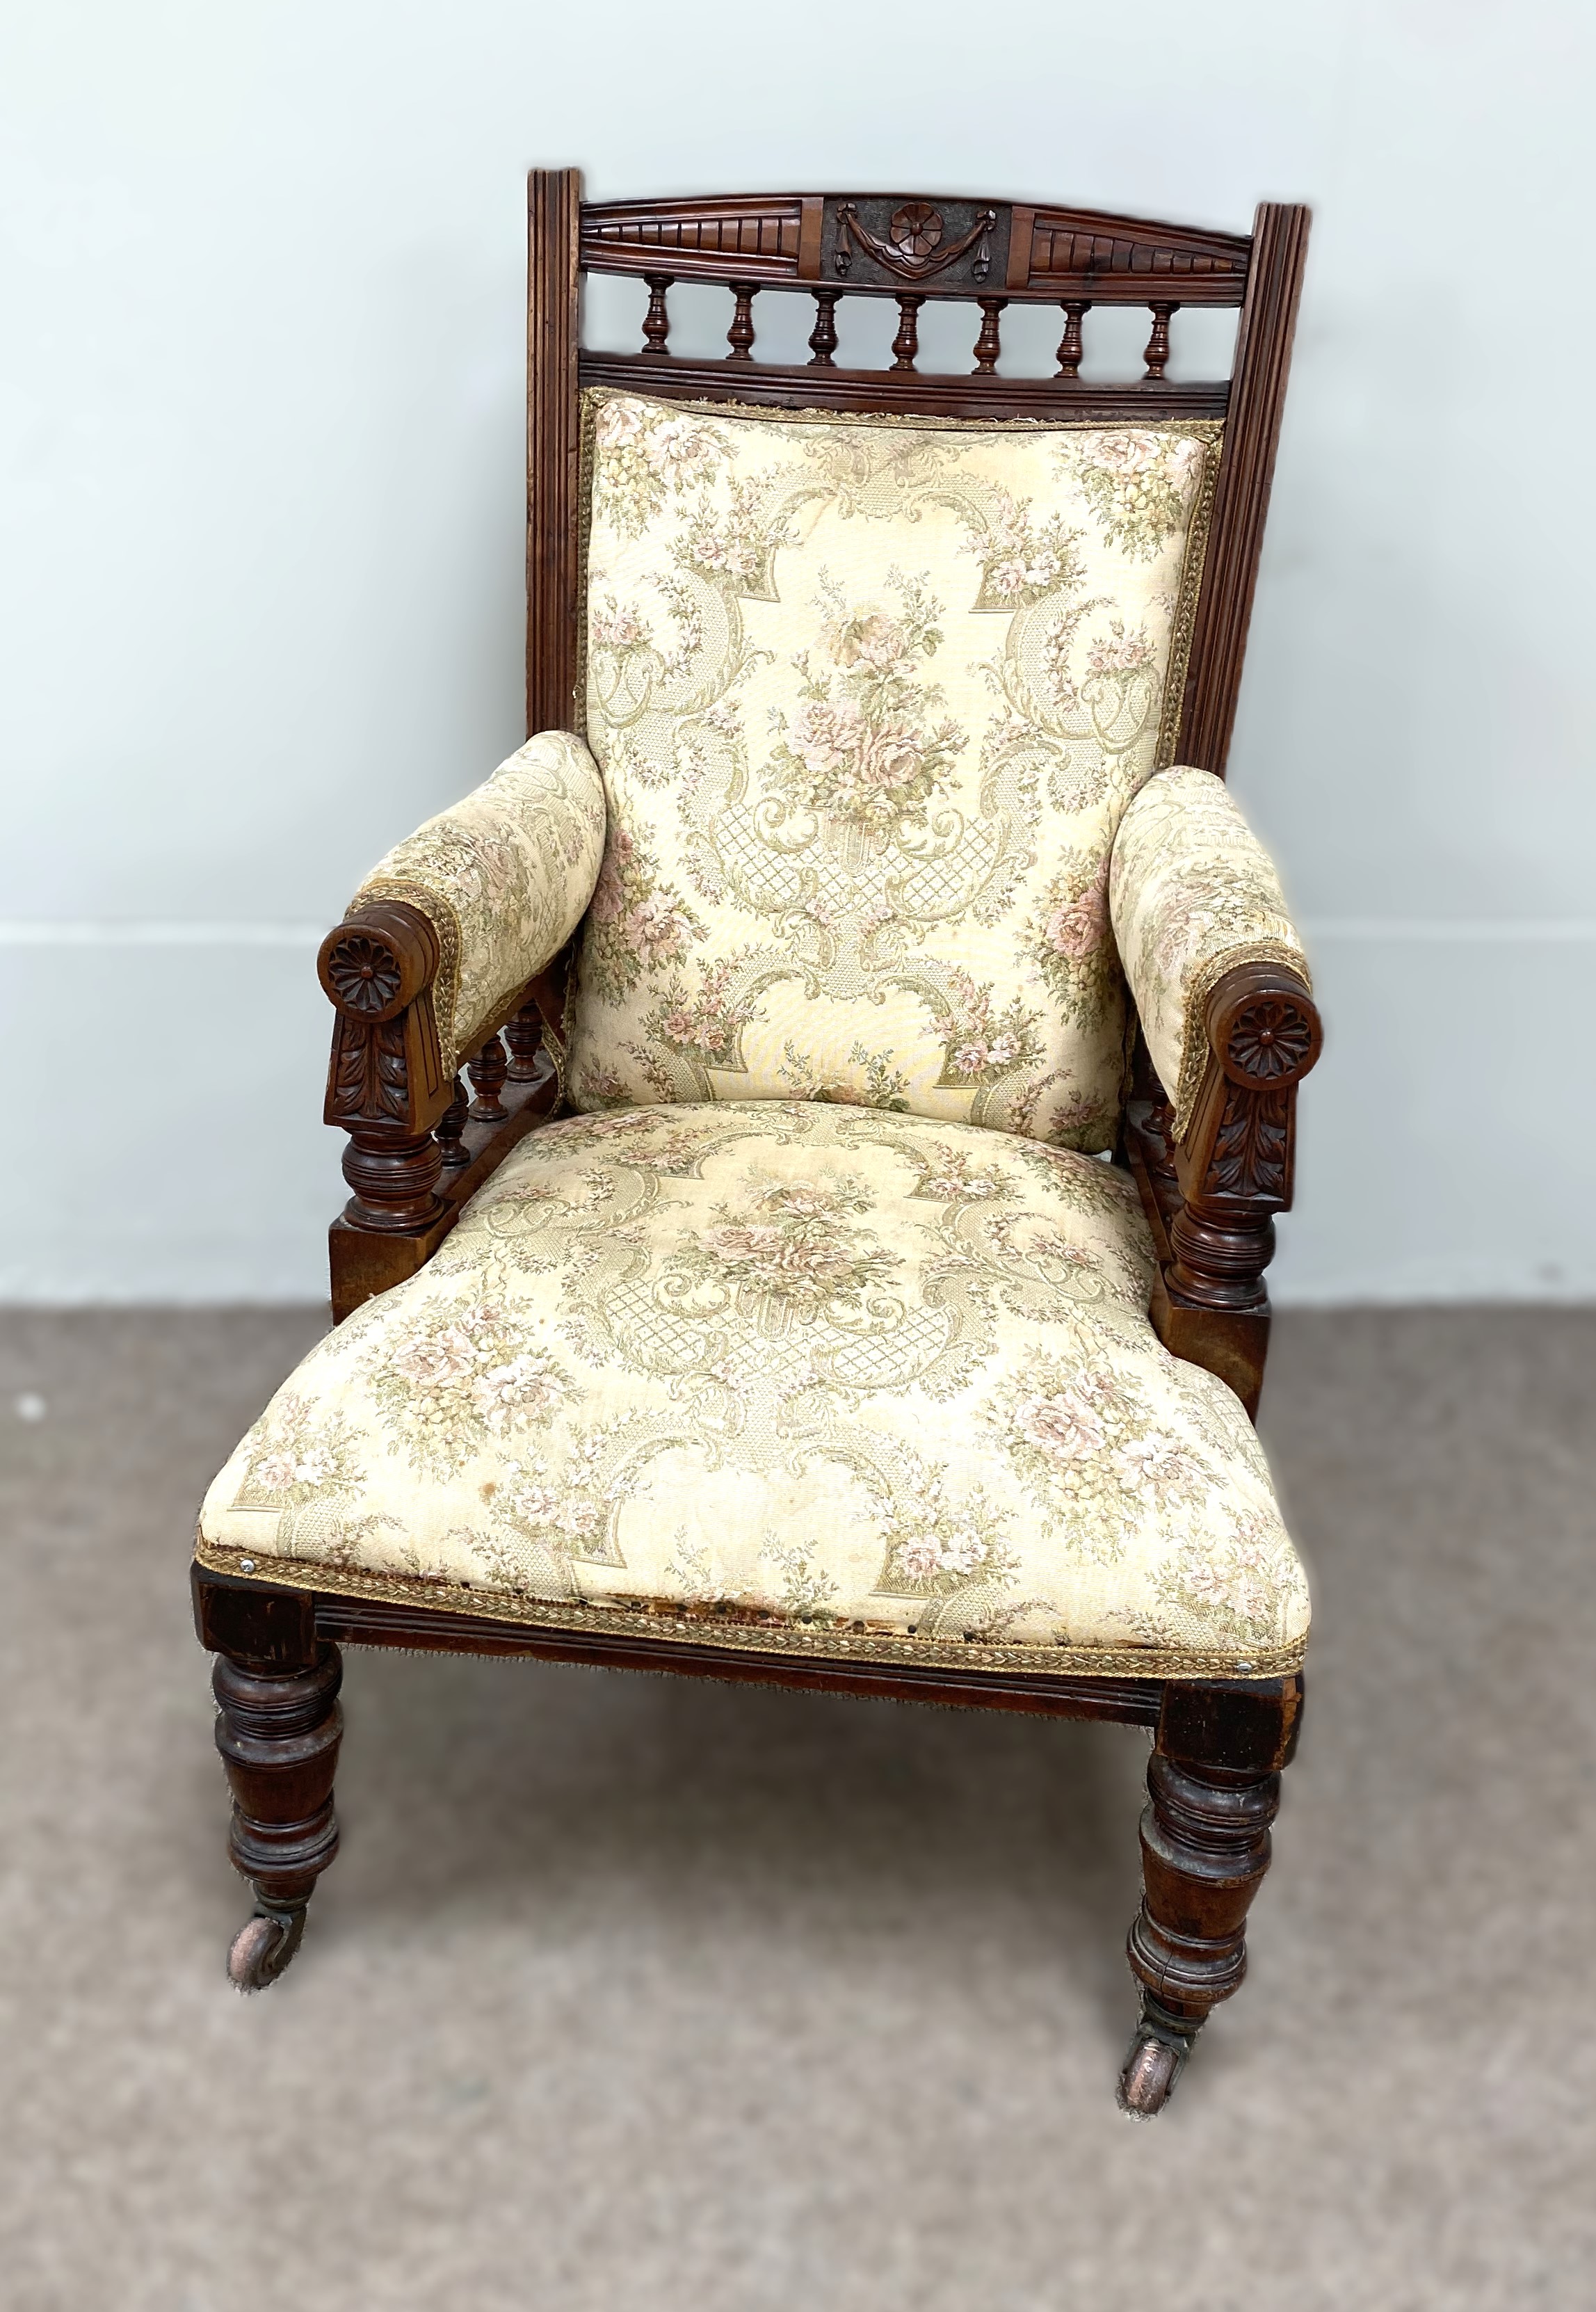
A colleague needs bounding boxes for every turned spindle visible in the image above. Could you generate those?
[467,1034,509,1121]
[972,296,1006,374]
[435,1075,469,1168]
[1055,300,1090,378]
[641,273,672,353]
[503,1001,544,1082]
[1142,301,1177,381]
[891,294,925,374]
[1120,1746,1283,2117]
[808,288,841,368]
[339,1121,444,1233]
[726,282,758,362]
[1170,1193,1277,1315]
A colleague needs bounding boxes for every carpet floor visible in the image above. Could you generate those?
[1,1308,1593,2311]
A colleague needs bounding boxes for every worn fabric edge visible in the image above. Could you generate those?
[193,1539,1307,1683]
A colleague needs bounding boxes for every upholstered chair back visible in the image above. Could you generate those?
[565,390,1220,1151]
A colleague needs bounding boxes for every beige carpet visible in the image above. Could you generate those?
[1,1308,1593,2311]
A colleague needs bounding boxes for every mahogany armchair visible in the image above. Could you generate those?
[193,175,1322,2118]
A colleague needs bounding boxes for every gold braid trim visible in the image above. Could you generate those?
[193,1538,1307,1684]
[574,396,598,739]
[1154,436,1222,771]
[1171,936,1314,1144]
[583,382,1224,442]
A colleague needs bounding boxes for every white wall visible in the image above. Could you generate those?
[3,0,1592,1302]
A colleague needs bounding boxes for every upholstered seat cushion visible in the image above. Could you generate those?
[198,1104,1308,1680]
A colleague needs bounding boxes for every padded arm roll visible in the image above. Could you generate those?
[351,730,606,1074]
[1109,766,1310,1140]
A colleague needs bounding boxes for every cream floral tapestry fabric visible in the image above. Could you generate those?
[565,390,1223,1152]
[198,1103,1309,1680]
[1109,766,1310,1137]
[354,730,606,1075]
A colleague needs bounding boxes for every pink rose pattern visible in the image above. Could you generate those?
[1074,432,1206,561]
[365,1299,575,1479]
[583,817,706,1004]
[644,956,761,1068]
[767,577,965,833]
[236,1394,364,1509]
[992,1355,1211,1566]
[1022,851,1118,1029]
[935,968,1045,1086]
[681,1173,900,1319]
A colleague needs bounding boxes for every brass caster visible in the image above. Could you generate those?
[1117,2000,1198,2119]
[227,1902,307,1992]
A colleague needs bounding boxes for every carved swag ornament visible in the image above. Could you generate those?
[835,200,999,283]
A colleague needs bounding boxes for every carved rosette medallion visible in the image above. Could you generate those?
[891,202,942,259]
[323,933,404,1019]
[1223,994,1319,1085]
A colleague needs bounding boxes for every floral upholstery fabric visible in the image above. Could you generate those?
[198,1102,1309,1680]
[354,730,606,1075]
[565,390,1223,1153]
[1109,766,1311,1137]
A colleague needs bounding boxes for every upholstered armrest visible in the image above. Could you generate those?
[1109,766,1311,1141]
[314,730,605,1317]
[1110,766,1321,1418]
[335,728,605,1078]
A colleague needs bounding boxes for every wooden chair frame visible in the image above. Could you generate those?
[195,172,1321,2116]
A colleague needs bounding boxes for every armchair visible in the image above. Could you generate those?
[193,174,1322,2117]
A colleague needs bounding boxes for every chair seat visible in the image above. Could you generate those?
[198,1103,1308,1680]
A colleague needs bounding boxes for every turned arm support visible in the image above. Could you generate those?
[1110,767,1322,1417]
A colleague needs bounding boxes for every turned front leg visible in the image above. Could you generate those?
[213,1645,344,1990]
[1119,1677,1299,2116]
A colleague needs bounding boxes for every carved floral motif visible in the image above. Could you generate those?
[1226,995,1317,1084]
[834,200,999,282]
[322,933,403,1018]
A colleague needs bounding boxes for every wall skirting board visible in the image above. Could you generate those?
[2,919,1591,1306]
